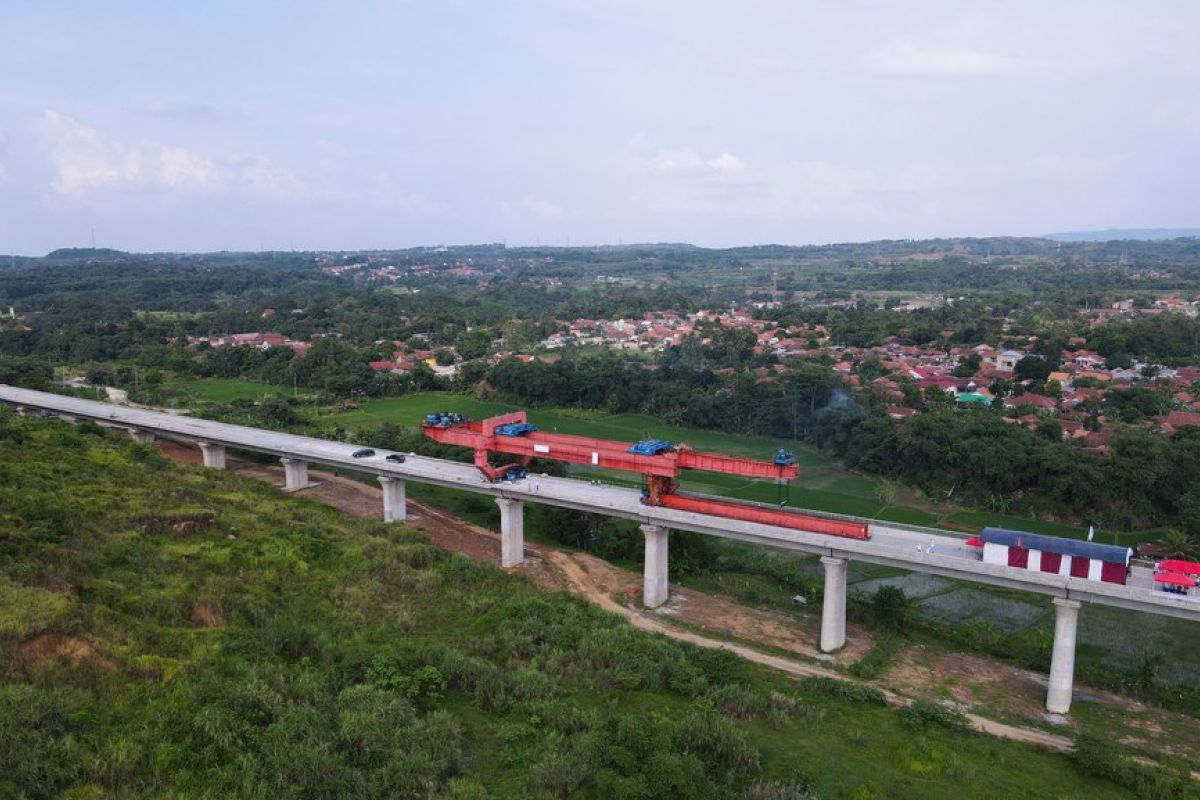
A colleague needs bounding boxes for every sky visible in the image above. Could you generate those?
[2,0,1198,254]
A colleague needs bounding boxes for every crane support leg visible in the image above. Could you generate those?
[495,498,524,567]
[642,524,670,608]
[378,476,407,523]
[1046,598,1081,714]
[820,556,848,652]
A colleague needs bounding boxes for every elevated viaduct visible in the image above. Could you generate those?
[3,385,1198,715]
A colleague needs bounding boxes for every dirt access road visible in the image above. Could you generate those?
[157,440,1134,755]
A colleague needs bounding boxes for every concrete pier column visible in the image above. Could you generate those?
[495,498,525,567]
[820,556,849,652]
[128,428,156,444]
[378,476,407,523]
[197,441,227,469]
[1046,598,1081,714]
[281,457,310,492]
[642,524,670,608]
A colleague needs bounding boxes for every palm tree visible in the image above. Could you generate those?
[1155,528,1200,560]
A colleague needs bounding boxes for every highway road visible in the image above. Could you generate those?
[3,384,1198,623]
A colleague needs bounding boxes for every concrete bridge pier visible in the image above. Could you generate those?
[820,556,848,652]
[280,457,310,491]
[495,498,524,567]
[642,524,670,608]
[128,428,156,445]
[1046,598,1081,714]
[197,441,227,469]
[378,476,407,522]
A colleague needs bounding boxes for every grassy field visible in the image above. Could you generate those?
[0,413,1155,799]
[162,376,294,403]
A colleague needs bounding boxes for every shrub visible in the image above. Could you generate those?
[675,710,760,770]
[1071,734,1194,800]
[744,779,822,800]
[435,777,489,800]
[531,739,588,798]
[522,701,597,734]
[898,700,969,731]
[0,684,79,796]
[0,577,71,637]
[870,585,913,630]
[796,677,887,706]
[365,657,447,710]
[704,683,771,719]
[847,635,901,681]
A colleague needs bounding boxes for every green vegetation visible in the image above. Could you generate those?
[0,411,1160,798]
[160,377,295,404]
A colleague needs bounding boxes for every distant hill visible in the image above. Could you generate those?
[1044,228,1200,242]
[43,247,129,261]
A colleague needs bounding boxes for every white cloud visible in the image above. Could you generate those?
[775,160,877,204]
[239,163,306,197]
[626,135,745,178]
[498,196,568,223]
[1148,99,1200,137]
[524,198,566,221]
[864,43,1033,78]
[37,110,221,195]
[626,150,886,228]
[366,171,449,213]
[1028,154,1114,182]
[706,152,745,176]
[35,110,302,198]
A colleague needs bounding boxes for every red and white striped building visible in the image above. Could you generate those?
[968,527,1131,585]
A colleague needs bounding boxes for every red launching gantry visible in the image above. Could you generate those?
[422,411,869,540]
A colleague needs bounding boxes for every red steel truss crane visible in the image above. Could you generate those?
[422,411,869,540]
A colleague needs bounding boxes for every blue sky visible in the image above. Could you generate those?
[2,1,1198,253]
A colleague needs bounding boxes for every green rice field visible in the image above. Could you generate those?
[163,377,294,403]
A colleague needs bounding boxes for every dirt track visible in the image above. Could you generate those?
[156,440,1081,752]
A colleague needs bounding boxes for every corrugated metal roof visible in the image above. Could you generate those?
[980,527,1131,565]
[956,393,991,405]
